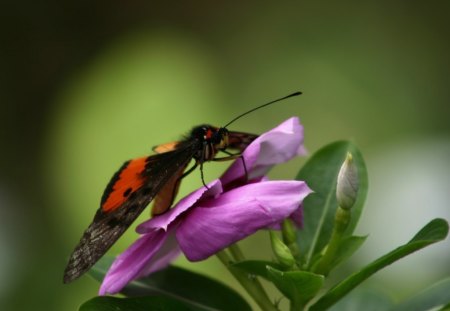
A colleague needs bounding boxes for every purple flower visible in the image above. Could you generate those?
[99,117,311,295]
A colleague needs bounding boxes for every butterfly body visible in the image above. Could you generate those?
[63,125,257,283]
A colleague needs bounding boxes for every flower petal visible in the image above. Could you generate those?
[221,117,305,185]
[137,179,223,234]
[136,229,181,278]
[289,204,304,228]
[99,229,168,295]
[176,180,311,261]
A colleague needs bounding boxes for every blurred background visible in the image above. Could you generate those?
[1,1,449,310]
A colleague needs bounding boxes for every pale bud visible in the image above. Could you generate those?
[336,152,359,210]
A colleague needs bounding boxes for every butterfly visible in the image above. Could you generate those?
[63,91,301,284]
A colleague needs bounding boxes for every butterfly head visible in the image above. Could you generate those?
[191,125,228,148]
[212,127,229,150]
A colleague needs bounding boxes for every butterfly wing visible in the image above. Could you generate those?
[63,142,198,283]
[151,164,187,215]
[151,141,180,154]
[227,130,258,151]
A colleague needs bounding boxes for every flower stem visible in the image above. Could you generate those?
[313,207,351,275]
[216,249,278,311]
[228,243,246,261]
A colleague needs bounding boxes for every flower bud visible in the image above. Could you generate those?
[269,231,295,268]
[281,219,297,246]
[336,152,359,210]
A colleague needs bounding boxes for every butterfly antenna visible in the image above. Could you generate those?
[223,91,302,128]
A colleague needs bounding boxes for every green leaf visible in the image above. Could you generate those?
[309,218,449,311]
[266,266,324,309]
[328,235,367,270]
[80,296,194,311]
[231,260,286,280]
[296,141,368,268]
[89,256,251,311]
[389,277,450,311]
[437,303,450,311]
[309,235,367,275]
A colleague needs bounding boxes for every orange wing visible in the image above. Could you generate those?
[63,143,198,284]
[101,157,147,212]
[152,141,180,154]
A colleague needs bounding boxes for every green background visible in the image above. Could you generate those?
[1,1,449,310]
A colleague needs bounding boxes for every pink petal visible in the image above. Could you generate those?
[221,117,305,185]
[289,204,304,228]
[136,229,181,278]
[266,203,304,230]
[137,179,223,234]
[99,229,167,295]
[176,180,311,261]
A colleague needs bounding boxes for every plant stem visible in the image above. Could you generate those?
[313,207,351,275]
[228,243,246,261]
[216,249,278,311]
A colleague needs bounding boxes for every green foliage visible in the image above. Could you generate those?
[269,231,296,268]
[296,141,369,269]
[88,256,251,311]
[79,141,449,311]
[309,218,449,311]
[80,296,194,311]
[326,235,367,271]
[266,267,324,309]
[231,260,286,280]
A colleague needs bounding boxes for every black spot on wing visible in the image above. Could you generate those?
[123,187,132,197]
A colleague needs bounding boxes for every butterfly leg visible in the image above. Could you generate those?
[167,161,198,207]
[169,161,200,201]
[213,150,249,180]
[181,161,198,179]
[199,142,210,189]
[199,161,210,189]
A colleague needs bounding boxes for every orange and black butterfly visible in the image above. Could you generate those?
[63,92,301,284]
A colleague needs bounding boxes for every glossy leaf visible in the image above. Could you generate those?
[266,266,324,309]
[80,296,194,311]
[89,256,251,311]
[309,218,449,311]
[296,141,368,268]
